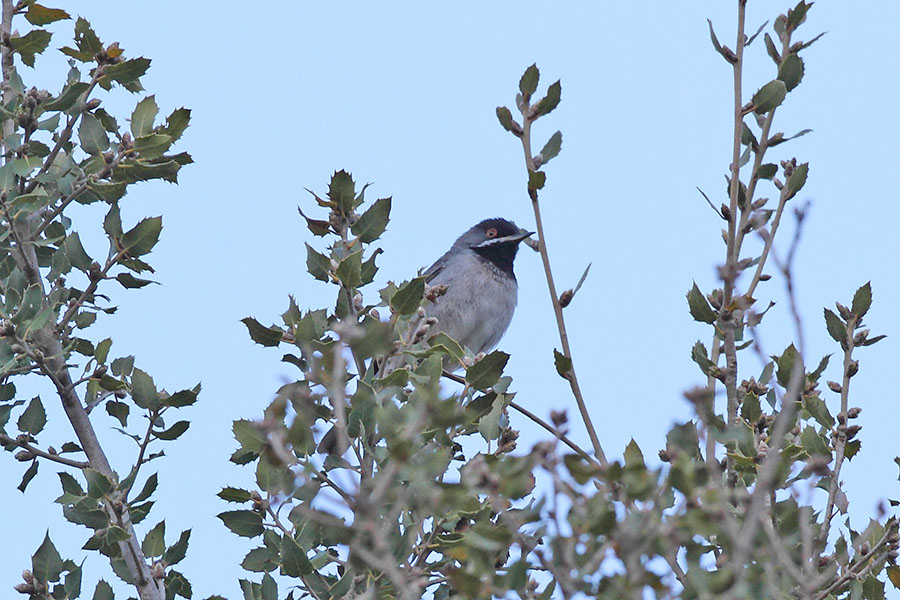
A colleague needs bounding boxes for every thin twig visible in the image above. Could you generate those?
[0,432,90,468]
[516,96,606,467]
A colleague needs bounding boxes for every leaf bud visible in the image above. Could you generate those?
[751,197,768,210]
[14,449,35,461]
[847,407,862,419]
[759,273,772,281]
[853,330,869,345]
[827,381,842,394]
[837,411,847,425]
[416,307,426,318]
[84,98,101,111]
[102,151,114,164]
[887,531,900,545]
[114,389,127,399]
[48,446,56,455]
[846,360,859,378]
[10,343,25,354]
[720,203,732,222]
[368,308,380,320]
[835,302,852,321]
[0,320,14,336]
[817,555,831,567]
[888,549,899,562]
[424,284,448,302]
[549,409,567,428]
[329,258,339,271]
[845,425,861,440]
[93,365,108,378]
[352,293,363,313]
[559,289,573,308]
[756,440,769,462]
[860,541,870,556]
[32,349,43,362]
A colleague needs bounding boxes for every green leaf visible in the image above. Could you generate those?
[752,80,787,114]
[78,114,109,154]
[539,131,562,165]
[804,395,834,428]
[281,536,314,576]
[10,29,52,67]
[73,17,102,55]
[142,520,166,557]
[390,277,425,315]
[105,57,151,85]
[121,216,162,256]
[823,308,847,348]
[495,106,517,133]
[519,63,539,98]
[691,341,714,376]
[133,133,173,159]
[104,203,123,238]
[261,573,277,600]
[328,170,355,213]
[757,163,778,179]
[528,170,546,191]
[233,419,266,454]
[116,272,156,288]
[241,317,283,347]
[92,580,114,600]
[130,96,158,137]
[553,349,571,378]
[801,426,831,457]
[84,468,114,498]
[305,243,330,282]
[154,420,189,441]
[160,107,191,142]
[41,81,89,112]
[624,439,645,468]
[32,532,64,583]
[18,460,38,492]
[58,472,85,497]
[164,530,191,565]
[707,19,735,63]
[64,563,82,599]
[26,4,70,25]
[64,232,93,271]
[775,343,800,388]
[778,53,804,91]
[218,510,264,538]
[335,249,362,288]
[786,162,809,199]
[131,367,159,410]
[218,487,252,503]
[131,473,158,503]
[686,282,717,324]
[18,396,47,435]
[466,351,510,391]
[852,281,872,318]
[351,196,391,243]
[534,80,561,117]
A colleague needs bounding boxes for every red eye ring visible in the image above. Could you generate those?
[486,228,498,238]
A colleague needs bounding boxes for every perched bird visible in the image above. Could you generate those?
[421,217,533,358]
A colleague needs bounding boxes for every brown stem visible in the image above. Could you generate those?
[517,101,607,467]
[0,432,90,468]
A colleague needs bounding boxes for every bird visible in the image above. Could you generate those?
[420,217,534,360]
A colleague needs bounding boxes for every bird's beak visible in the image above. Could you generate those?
[473,230,535,249]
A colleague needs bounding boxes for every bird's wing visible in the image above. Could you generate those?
[423,253,448,284]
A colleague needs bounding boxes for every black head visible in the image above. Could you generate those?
[456,218,533,279]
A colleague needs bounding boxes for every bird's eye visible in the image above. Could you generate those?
[486,228,498,238]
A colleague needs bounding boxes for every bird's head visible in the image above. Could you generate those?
[456,218,534,278]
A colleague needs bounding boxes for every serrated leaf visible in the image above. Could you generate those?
[105,57,151,85]
[241,317,283,347]
[84,468,114,498]
[691,341,714,376]
[164,529,191,566]
[73,17,102,55]
[78,114,109,154]
[465,351,509,391]
[852,281,872,318]
[160,107,191,142]
[519,64,539,98]
[328,170,355,213]
[105,400,128,427]
[10,29,52,67]
[131,473,158,503]
[534,80,561,117]
[218,487,252,502]
[495,106,517,133]
[154,420,189,441]
[121,216,162,256]
[351,196,391,243]
[686,282,717,324]
[752,80,787,114]
[390,277,425,315]
[116,272,156,288]
[801,426,830,457]
[131,367,158,410]
[218,510,264,538]
[18,396,47,434]
[624,439,645,468]
[823,308,847,348]
[133,133,173,159]
[32,532,64,583]
[42,81,89,112]
[758,163,778,179]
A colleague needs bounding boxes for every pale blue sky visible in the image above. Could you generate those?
[3,2,899,598]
